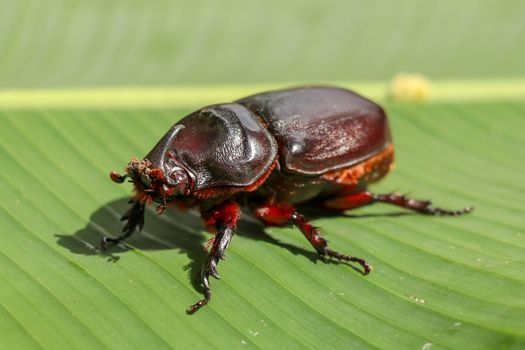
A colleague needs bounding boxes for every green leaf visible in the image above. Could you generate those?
[1,98,524,349]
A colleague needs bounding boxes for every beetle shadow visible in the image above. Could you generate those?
[56,197,326,293]
[56,198,414,292]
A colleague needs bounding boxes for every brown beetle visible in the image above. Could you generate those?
[107,86,472,313]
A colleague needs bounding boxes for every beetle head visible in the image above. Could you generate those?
[109,124,195,207]
[110,157,193,205]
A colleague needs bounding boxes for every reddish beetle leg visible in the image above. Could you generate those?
[254,203,371,275]
[373,192,473,216]
[323,191,473,216]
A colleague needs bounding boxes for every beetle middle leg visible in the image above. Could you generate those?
[253,203,371,275]
[101,199,145,249]
[323,191,473,215]
[187,201,240,314]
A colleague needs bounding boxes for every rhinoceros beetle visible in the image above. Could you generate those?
[106,86,472,313]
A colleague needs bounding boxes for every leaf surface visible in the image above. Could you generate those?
[1,100,524,349]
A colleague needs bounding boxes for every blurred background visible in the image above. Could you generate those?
[1,0,524,89]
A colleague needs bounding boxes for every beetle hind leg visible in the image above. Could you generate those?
[101,199,145,249]
[254,203,371,275]
[323,191,473,216]
[374,192,473,216]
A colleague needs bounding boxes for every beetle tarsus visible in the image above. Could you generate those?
[322,248,372,275]
[100,200,145,250]
[186,293,210,314]
[188,228,233,314]
[420,205,474,216]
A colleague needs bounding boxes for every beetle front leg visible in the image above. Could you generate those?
[101,199,145,249]
[254,203,371,275]
[187,201,240,314]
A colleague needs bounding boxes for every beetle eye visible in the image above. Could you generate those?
[141,172,152,187]
[168,168,188,193]
[169,169,184,184]
[126,168,135,180]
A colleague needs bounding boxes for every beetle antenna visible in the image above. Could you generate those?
[110,171,127,184]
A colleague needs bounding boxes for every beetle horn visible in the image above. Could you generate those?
[144,124,185,167]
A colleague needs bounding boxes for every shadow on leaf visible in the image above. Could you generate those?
[56,197,325,293]
[57,198,411,294]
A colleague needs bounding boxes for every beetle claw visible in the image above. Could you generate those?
[187,296,210,315]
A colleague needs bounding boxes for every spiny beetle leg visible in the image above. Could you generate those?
[254,203,371,275]
[323,191,473,216]
[290,211,371,275]
[373,192,473,216]
[187,201,239,314]
[187,226,234,314]
[101,200,145,249]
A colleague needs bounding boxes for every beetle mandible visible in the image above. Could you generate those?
[106,86,472,313]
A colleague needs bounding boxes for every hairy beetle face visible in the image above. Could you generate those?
[122,158,191,204]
